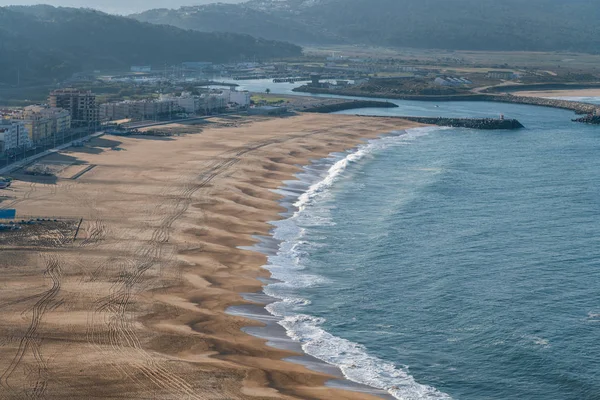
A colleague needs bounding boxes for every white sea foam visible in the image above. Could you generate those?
[294,127,437,214]
[263,126,452,400]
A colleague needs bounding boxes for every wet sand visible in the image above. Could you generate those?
[0,113,421,399]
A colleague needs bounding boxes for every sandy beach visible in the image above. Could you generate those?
[514,88,600,98]
[0,113,421,399]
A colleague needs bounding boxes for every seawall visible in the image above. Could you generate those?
[361,116,524,130]
[573,115,600,124]
[293,86,598,116]
[303,100,398,113]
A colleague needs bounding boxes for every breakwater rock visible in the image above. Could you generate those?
[293,86,599,116]
[492,95,598,115]
[302,100,398,113]
[573,115,600,124]
[397,117,524,130]
[483,83,600,94]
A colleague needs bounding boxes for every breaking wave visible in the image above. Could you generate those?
[262,127,452,399]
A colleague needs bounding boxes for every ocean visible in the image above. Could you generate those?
[238,81,600,399]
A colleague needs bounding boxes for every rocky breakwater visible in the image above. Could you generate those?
[293,85,598,116]
[492,95,598,115]
[573,115,600,124]
[396,116,524,130]
[302,100,398,113]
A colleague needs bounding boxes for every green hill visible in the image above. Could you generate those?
[0,5,302,85]
[132,0,600,53]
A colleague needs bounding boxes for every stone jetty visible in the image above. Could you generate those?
[492,95,598,115]
[573,115,600,124]
[395,117,524,130]
[303,100,398,113]
[293,86,599,116]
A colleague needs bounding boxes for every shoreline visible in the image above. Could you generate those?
[233,127,452,399]
[230,140,406,398]
[0,113,423,399]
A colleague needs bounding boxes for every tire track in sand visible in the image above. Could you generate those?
[83,133,325,398]
[0,254,62,399]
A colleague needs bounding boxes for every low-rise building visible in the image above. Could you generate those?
[434,76,472,86]
[0,120,31,152]
[248,106,288,116]
[131,65,152,72]
[487,71,516,80]
[182,62,213,70]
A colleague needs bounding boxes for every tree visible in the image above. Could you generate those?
[265,88,271,94]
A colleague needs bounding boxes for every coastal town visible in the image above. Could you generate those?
[2,1,600,399]
[3,52,600,167]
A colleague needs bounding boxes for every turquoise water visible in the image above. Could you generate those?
[261,92,600,399]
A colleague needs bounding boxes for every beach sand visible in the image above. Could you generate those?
[514,88,600,98]
[0,113,421,399]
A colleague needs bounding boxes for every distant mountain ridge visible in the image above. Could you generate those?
[132,0,600,53]
[0,5,301,85]
[130,2,342,45]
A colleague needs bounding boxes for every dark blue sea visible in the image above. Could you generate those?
[239,80,600,399]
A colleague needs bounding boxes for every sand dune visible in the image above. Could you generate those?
[0,114,421,399]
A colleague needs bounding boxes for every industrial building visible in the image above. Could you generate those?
[434,76,473,86]
[130,65,152,72]
[487,71,516,80]
[181,62,213,71]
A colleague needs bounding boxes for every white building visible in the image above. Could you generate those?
[171,92,199,113]
[181,62,213,70]
[99,99,177,121]
[221,89,251,108]
[131,65,152,72]
[0,120,31,152]
[160,92,227,115]
[198,93,227,114]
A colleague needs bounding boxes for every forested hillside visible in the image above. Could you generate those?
[133,0,600,53]
[0,5,301,85]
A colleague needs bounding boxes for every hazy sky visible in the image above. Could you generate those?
[0,0,245,14]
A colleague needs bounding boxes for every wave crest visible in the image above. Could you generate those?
[265,126,452,399]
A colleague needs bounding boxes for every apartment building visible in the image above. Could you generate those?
[10,106,72,144]
[0,120,31,152]
[24,105,71,139]
[99,99,177,121]
[221,89,251,108]
[159,92,227,115]
[198,93,227,114]
[49,88,98,126]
